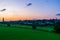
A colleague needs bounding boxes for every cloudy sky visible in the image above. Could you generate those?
[0,0,60,21]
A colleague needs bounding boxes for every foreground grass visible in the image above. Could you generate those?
[0,26,60,40]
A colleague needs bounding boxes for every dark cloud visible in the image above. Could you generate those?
[56,14,60,16]
[0,9,6,12]
[27,3,32,6]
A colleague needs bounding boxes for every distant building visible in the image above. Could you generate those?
[2,17,4,22]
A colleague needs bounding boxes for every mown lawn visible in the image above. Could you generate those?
[0,24,60,40]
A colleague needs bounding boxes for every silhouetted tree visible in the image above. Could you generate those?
[32,20,36,29]
[7,23,10,27]
[54,22,60,33]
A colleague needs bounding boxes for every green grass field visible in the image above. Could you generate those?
[0,24,60,40]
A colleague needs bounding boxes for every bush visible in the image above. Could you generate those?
[32,25,36,29]
[32,21,36,30]
[54,22,60,33]
[7,23,11,27]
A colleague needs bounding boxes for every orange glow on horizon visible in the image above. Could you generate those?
[0,15,55,21]
[0,16,35,21]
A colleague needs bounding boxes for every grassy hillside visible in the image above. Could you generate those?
[0,24,60,40]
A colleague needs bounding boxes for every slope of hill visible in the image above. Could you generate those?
[0,26,60,40]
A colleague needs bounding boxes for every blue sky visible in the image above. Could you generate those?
[0,0,60,21]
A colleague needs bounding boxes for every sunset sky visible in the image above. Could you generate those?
[0,0,60,21]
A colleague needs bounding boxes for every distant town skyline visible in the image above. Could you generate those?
[0,0,60,21]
